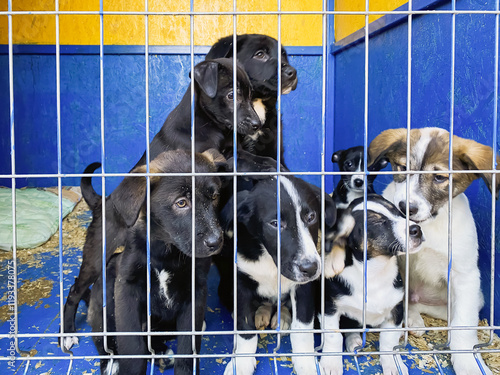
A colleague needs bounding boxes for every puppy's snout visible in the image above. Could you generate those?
[249,116,262,131]
[282,64,297,80]
[354,178,363,188]
[203,234,223,251]
[399,201,419,217]
[298,260,318,279]
[409,224,422,239]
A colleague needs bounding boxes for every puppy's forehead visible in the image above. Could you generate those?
[351,196,403,220]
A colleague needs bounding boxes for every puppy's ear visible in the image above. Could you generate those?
[453,136,500,198]
[201,148,228,172]
[331,150,344,164]
[219,190,253,231]
[308,184,337,228]
[205,36,234,59]
[111,158,168,227]
[111,172,148,227]
[192,61,219,99]
[368,128,407,169]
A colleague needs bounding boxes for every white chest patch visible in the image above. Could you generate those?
[252,98,267,125]
[335,257,403,327]
[155,269,174,309]
[237,246,297,301]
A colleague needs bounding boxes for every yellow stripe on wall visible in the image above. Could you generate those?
[334,0,406,42]
[0,0,323,46]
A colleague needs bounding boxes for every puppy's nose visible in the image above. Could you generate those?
[399,201,419,217]
[282,64,297,80]
[409,224,422,239]
[248,116,262,131]
[204,234,223,250]
[354,178,363,188]
[299,260,318,278]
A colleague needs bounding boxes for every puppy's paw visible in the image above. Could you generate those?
[380,355,409,375]
[452,353,493,375]
[62,336,79,351]
[255,303,272,330]
[324,246,346,279]
[223,357,257,375]
[270,305,292,332]
[320,355,343,375]
[344,332,363,352]
[293,356,321,375]
[406,310,426,337]
[158,348,175,371]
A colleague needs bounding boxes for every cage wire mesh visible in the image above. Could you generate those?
[0,0,499,374]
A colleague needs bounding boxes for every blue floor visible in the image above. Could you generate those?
[0,207,458,374]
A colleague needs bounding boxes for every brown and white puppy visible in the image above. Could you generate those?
[368,127,499,375]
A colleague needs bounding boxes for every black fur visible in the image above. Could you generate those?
[206,34,298,166]
[87,150,224,375]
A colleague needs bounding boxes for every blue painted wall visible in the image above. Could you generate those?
[0,52,326,191]
[332,0,499,324]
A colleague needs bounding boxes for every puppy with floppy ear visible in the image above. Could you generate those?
[87,149,225,375]
[206,34,298,167]
[332,145,388,209]
[135,58,261,168]
[368,127,498,375]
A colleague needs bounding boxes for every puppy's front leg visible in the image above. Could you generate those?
[290,284,318,375]
[319,312,343,375]
[224,287,258,375]
[175,281,208,375]
[449,268,492,375]
[114,278,147,375]
[378,321,408,375]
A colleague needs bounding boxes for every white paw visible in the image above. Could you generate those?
[324,246,346,279]
[344,332,363,352]
[293,356,321,375]
[158,348,175,370]
[223,357,257,375]
[380,355,409,375]
[271,305,292,332]
[452,353,493,375]
[62,336,79,351]
[255,303,272,330]
[320,355,343,375]
[406,310,426,337]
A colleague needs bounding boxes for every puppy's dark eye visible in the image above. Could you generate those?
[175,198,189,209]
[434,174,448,183]
[344,161,353,169]
[395,163,406,172]
[305,211,317,225]
[212,192,220,201]
[226,91,233,100]
[269,220,278,228]
[253,50,266,60]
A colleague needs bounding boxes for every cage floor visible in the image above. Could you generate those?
[0,200,496,374]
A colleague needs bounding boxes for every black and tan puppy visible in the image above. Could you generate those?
[61,58,255,349]
[206,34,298,165]
[320,194,423,375]
[218,174,336,375]
[87,149,225,375]
[136,57,261,166]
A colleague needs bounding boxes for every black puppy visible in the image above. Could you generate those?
[136,57,261,166]
[87,149,225,375]
[218,174,336,375]
[206,34,298,166]
[319,194,423,375]
[61,57,254,349]
[332,146,388,209]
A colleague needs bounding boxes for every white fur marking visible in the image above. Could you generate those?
[155,269,174,309]
[252,99,267,125]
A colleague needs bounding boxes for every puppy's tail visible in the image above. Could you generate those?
[81,162,102,210]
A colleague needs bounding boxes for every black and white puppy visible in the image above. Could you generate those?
[320,194,423,375]
[206,34,298,165]
[219,175,336,375]
[332,146,388,209]
[87,149,225,375]
[61,58,254,350]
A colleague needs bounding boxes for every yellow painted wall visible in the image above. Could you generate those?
[0,0,323,46]
[334,0,406,41]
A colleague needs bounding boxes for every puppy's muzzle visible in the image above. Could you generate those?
[238,113,263,135]
[408,223,423,251]
[281,64,298,94]
[197,231,223,257]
